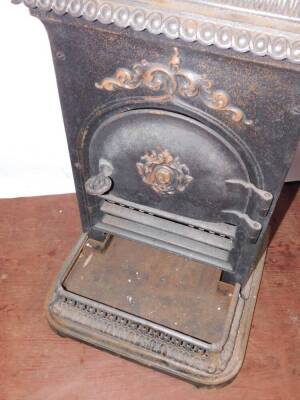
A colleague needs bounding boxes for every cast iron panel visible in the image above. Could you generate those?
[88,109,250,222]
[34,13,299,283]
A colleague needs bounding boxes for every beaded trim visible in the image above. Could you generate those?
[17,0,300,64]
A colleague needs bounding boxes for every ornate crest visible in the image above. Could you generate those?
[136,149,193,194]
[96,47,252,125]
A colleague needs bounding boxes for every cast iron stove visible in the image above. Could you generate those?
[15,0,300,385]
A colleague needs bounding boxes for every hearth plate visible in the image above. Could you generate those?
[47,234,265,385]
[64,236,236,343]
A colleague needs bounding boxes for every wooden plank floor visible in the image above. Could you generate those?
[1,183,300,400]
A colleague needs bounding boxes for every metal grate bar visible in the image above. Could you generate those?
[101,194,236,238]
[101,201,233,251]
[100,213,229,261]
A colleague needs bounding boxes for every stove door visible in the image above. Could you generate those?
[85,109,271,271]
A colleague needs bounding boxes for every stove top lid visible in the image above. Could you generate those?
[16,0,300,64]
[190,0,300,21]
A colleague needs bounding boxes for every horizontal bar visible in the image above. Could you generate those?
[101,194,236,238]
[101,201,233,251]
[96,219,232,272]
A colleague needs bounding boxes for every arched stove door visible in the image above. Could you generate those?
[84,109,272,272]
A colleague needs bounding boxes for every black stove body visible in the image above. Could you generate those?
[34,11,299,285]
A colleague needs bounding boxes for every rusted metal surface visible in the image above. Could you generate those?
[47,233,266,385]
[64,236,235,343]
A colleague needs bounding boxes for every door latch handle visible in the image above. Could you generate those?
[85,161,113,196]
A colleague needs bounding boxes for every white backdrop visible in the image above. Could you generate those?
[1,2,75,198]
[0,2,299,199]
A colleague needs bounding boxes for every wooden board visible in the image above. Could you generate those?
[1,183,300,399]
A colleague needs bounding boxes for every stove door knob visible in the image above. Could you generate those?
[85,163,113,196]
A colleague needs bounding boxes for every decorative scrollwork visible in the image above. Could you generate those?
[96,48,252,125]
[136,148,193,194]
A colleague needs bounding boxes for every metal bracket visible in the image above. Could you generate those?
[225,179,273,216]
[222,179,273,241]
[222,209,262,242]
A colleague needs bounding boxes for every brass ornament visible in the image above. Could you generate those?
[96,47,252,125]
[136,149,193,194]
